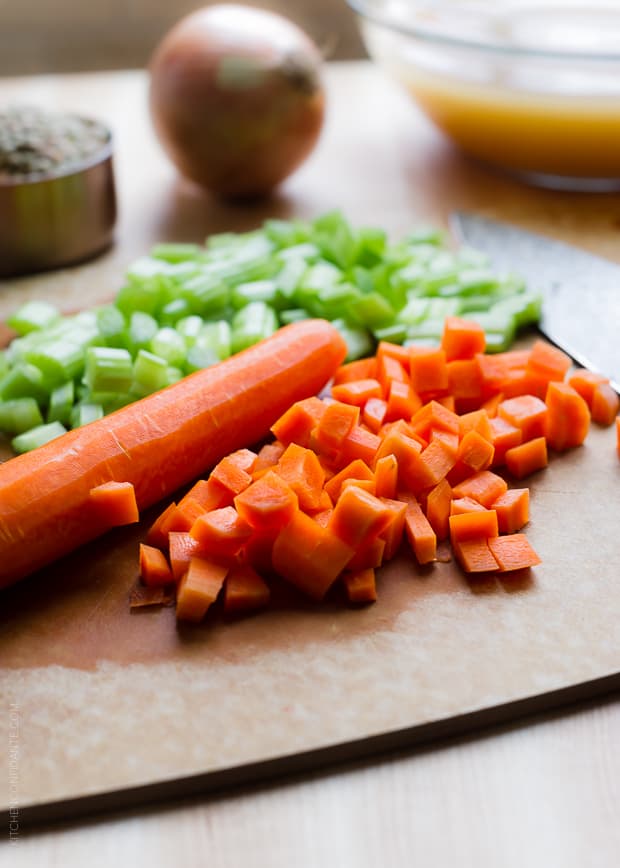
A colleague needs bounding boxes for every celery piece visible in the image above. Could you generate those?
[0,351,8,379]
[405,318,447,342]
[96,305,126,347]
[180,274,229,316]
[83,391,133,413]
[331,319,374,362]
[159,298,192,325]
[24,341,85,389]
[0,397,44,434]
[70,402,104,428]
[231,280,278,310]
[127,311,158,355]
[175,315,204,345]
[115,278,164,317]
[7,300,60,336]
[199,321,232,360]
[313,210,357,269]
[47,381,75,426]
[151,243,202,263]
[185,344,220,373]
[11,421,67,454]
[264,218,311,248]
[456,269,500,295]
[279,308,309,325]
[356,227,387,267]
[490,293,542,327]
[84,347,134,393]
[373,323,408,344]
[277,242,320,264]
[166,366,184,385]
[396,298,430,326]
[132,350,170,396]
[426,298,461,319]
[230,302,278,354]
[150,327,187,367]
[0,362,48,403]
[349,292,395,329]
[273,257,308,301]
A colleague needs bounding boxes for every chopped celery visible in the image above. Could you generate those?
[11,421,67,453]
[0,363,48,403]
[71,402,104,428]
[331,319,374,362]
[23,341,85,388]
[84,347,134,393]
[7,300,60,335]
[47,381,75,426]
[127,311,158,355]
[159,298,193,325]
[150,327,187,367]
[199,321,232,360]
[232,280,279,309]
[231,302,278,354]
[279,308,309,325]
[185,343,220,373]
[96,305,126,347]
[0,397,44,434]
[132,350,169,396]
[175,315,204,345]
[151,242,202,263]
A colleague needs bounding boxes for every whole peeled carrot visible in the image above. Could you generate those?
[0,319,346,588]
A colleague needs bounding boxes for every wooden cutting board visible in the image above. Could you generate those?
[1,63,619,823]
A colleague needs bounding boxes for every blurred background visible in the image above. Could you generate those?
[0,0,365,76]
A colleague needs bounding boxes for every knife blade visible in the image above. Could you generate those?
[450,212,619,392]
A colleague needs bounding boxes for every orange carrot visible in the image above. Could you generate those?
[425,478,452,541]
[210,454,253,498]
[567,370,609,405]
[544,381,590,451]
[446,359,484,412]
[384,379,422,423]
[324,458,375,502]
[490,488,529,534]
[190,506,252,559]
[275,442,325,511]
[449,509,498,542]
[450,496,486,515]
[488,416,523,467]
[145,501,179,549]
[410,399,460,440]
[409,346,448,396]
[329,484,392,548]
[178,478,229,511]
[487,534,541,571]
[526,339,571,384]
[347,537,386,571]
[270,396,327,447]
[457,429,495,473]
[591,383,619,427]
[139,542,173,587]
[169,531,205,582]
[498,394,548,442]
[333,356,377,385]
[374,453,398,500]
[223,564,270,614]
[331,378,383,407]
[505,437,548,479]
[429,427,460,453]
[458,409,493,441]
[362,396,388,433]
[376,353,408,396]
[0,319,346,588]
[452,470,508,508]
[343,568,377,604]
[452,537,499,573]
[379,498,408,559]
[271,510,354,600]
[315,401,360,454]
[176,556,228,622]
[340,477,376,496]
[234,470,298,531]
[90,480,139,527]
[441,315,486,361]
[404,499,436,564]
[253,440,286,474]
[376,340,411,371]
[165,497,208,534]
[338,425,381,467]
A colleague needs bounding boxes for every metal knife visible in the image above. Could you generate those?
[450,212,620,392]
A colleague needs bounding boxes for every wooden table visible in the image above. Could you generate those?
[2,61,619,867]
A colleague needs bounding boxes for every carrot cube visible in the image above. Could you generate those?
[145,500,179,549]
[591,383,619,427]
[409,347,449,395]
[253,441,286,473]
[441,316,486,361]
[139,542,173,587]
[374,453,398,499]
[331,378,383,407]
[346,537,386,571]
[275,442,325,511]
[526,339,571,383]
[343,568,377,604]
[315,401,360,453]
[376,340,411,371]
[425,478,452,541]
[176,556,228,622]
[190,506,252,559]
[488,416,523,466]
[329,484,392,548]
[234,470,298,530]
[498,394,548,442]
[338,424,381,467]
[404,499,437,564]
[169,531,205,582]
[567,370,609,406]
[271,396,326,447]
[490,488,529,533]
[487,534,541,571]
[376,353,408,395]
[452,537,499,573]
[505,437,548,479]
[449,509,499,542]
[333,357,378,385]
[90,480,139,527]
[379,498,408,559]
[457,429,495,473]
[450,496,487,515]
[324,458,375,502]
[223,564,270,614]
[544,381,590,450]
[362,396,388,433]
[210,455,253,497]
[452,470,508,507]
[384,379,422,423]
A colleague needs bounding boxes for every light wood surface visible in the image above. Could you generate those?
[1,61,620,866]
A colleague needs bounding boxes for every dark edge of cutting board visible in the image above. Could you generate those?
[9,668,620,830]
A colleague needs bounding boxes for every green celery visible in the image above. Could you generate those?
[11,421,67,453]
[0,363,48,403]
[70,402,104,428]
[132,350,169,396]
[150,327,187,367]
[7,300,60,335]
[47,381,75,426]
[151,242,202,263]
[0,397,44,434]
[84,347,134,393]
[331,319,374,362]
[230,302,278,354]
[127,311,158,355]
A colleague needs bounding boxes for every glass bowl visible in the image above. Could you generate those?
[347,0,620,190]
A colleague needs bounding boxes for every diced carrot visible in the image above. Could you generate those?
[429,427,460,453]
[223,564,270,614]
[234,470,298,530]
[271,396,326,447]
[139,542,173,587]
[347,537,386,571]
[475,353,509,398]
[90,480,139,527]
[178,478,229,511]
[331,378,383,407]
[416,437,458,489]
[384,379,422,423]
[376,353,409,397]
[253,440,286,473]
[498,394,548,442]
[145,501,179,549]
[497,368,534,399]
[333,357,378,385]
[362,396,388,433]
[490,488,529,533]
[404,499,437,564]
[452,470,508,507]
[242,527,278,574]
[272,511,354,600]
[275,442,325,511]
[379,497,408,559]
[434,394,456,412]
[457,429,495,473]
[376,340,411,371]
[452,537,499,573]
[425,478,452,541]
[458,409,493,441]
[374,453,398,499]
[409,346,448,395]
[169,531,205,582]
[165,497,209,534]
[337,425,381,467]
[591,383,619,427]
[343,568,377,604]
[315,401,360,454]
[447,359,484,412]
[176,556,228,622]
[544,381,590,451]
[526,339,571,384]
[410,399,460,439]
[480,392,503,418]
[190,506,252,559]
[441,315,486,361]
[374,425,423,480]
[487,534,541,571]
[488,416,523,467]
[567,370,609,405]
[450,497,487,515]
[210,455,253,498]
[324,458,374,502]
[329,484,392,548]
[505,437,548,479]
[225,448,257,475]
[341,477,376,495]
[449,509,499,542]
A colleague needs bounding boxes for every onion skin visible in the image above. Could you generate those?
[148,4,326,198]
